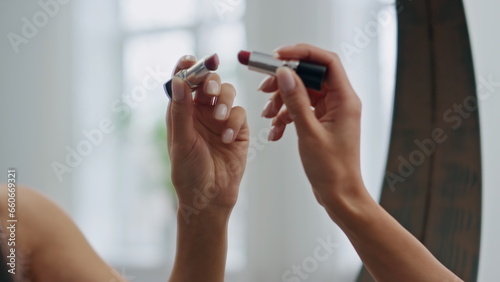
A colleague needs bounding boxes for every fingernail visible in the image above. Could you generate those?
[210,96,218,106]
[172,77,185,101]
[182,55,197,61]
[261,100,273,117]
[258,76,275,91]
[222,128,234,144]
[276,67,296,94]
[206,80,220,95]
[273,45,294,54]
[214,104,228,120]
[268,126,278,141]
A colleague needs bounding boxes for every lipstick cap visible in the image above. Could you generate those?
[296,62,327,91]
[164,80,173,99]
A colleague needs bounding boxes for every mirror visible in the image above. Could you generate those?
[0,0,498,281]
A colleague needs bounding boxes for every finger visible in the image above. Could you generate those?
[272,108,294,127]
[170,77,196,146]
[268,125,286,142]
[276,66,320,136]
[264,93,321,121]
[167,56,196,151]
[261,91,284,118]
[268,123,286,142]
[268,108,293,142]
[166,106,173,152]
[173,55,197,76]
[194,72,222,106]
[275,44,355,100]
[221,106,248,144]
[269,105,316,142]
[258,76,278,93]
[213,83,236,121]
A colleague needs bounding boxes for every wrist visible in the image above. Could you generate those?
[175,184,239,213]
[171,203,231,282]
[319,179,378,228]
[177,202,232,226]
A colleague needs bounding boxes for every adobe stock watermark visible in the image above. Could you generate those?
[247,126,272,162]
[178,159,243,224]
[7,0,71,54]
[179,112,286,223]
[179,118,284,223]
[212,0,243,21]
[339,2,401,63]
[442,278,463,282]
[178,185,219,224]
[385,74,500,191]
[281,235,339,282]
[109,266,136,282]
[51,65,169,183]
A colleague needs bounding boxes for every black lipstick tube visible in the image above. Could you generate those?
[245,51,327,90]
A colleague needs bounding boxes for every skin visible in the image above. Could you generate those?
[0,44,462,282]
[167,44,462,281]
[166,56,249,282]
[259,44,462,282]
[0,185,125,282]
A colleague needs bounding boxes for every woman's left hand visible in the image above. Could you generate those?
[166,56,249,220]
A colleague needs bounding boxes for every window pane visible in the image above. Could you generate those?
[198,23,245,70]
[124,31,194,123]
[196,23,247,272]
[121,0,198,30]
[114,31,195,265]
[124,31,194,90]
[199,0,246,22]
[198,23,246,106]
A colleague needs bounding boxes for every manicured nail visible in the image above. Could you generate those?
[222,128,234,144]
[261,100,273,117]
[182,55,197,61]
[210,96,218,106]
[172,77,185,101]
[276,67,296,94]
[258,76,275,91]
[206,80,220,95]
[268,126,278,141]
[214,104,228,120]
[273,45,294,54]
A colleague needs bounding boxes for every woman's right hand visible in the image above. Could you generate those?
[260,44,365,207]
[167,56,249,215]
[260,44,462,282]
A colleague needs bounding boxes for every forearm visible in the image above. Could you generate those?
[169,205,231,282]
[323,185,461,282]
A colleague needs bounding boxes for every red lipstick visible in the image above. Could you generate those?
[164,54,219,99]
[238,50,327,91]
[238,51,251,65]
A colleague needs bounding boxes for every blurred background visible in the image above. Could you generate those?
[0,0,499,281]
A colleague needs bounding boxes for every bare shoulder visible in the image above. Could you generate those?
[0,183,51,210]
[0,184,50,231]
[0,184,62,249]
[0,184,49,279]
[8,185,68,224]
[0,184,125,282]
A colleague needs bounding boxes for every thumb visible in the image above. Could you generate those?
[276,66,319,136]
[170,76,195,145]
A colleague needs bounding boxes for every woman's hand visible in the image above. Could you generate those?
[167,55,249,282]
[260,44,462,282]
[167,55,249,217]
[259,44,364,206]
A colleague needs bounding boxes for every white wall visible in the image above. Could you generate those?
[242,1,389,281]
[242,0,500,281]
[0,0,74,212]
[0,1,498,281]
[463,1,500,281]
